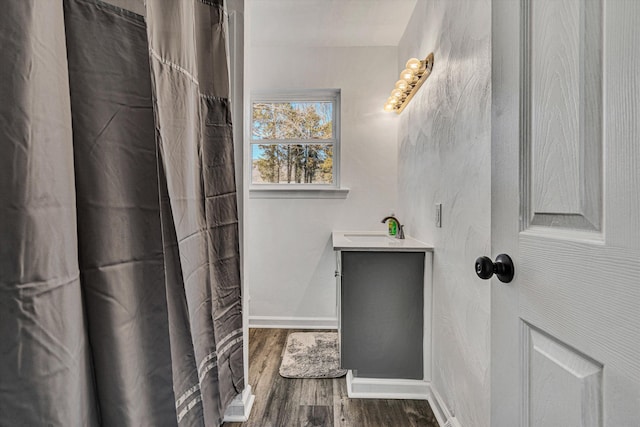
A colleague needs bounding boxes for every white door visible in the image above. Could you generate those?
[491,0,640,426]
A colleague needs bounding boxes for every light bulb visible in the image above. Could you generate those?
[391,89,404,99]
[405,57,423,72]
[400,68,416,83]
[387,96,398,105]
[384,103,395,112]
[395,79,409,91]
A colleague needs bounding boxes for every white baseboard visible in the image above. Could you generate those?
[345,370,429,400]
[248,315,338,329]
[427,385,462,427]
[222,385,255,423]
[344,372,461,427]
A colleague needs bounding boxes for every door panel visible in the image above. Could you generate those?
[520,236,640,375]
[492,0,640,426]
[605,1,640,250]
[524,324,602,427]
[526,0,603,232]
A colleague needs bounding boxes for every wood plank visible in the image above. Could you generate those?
[401,399,441,427]
[332,377,362,427]
[297,405,333,427]
[299,378,333,406]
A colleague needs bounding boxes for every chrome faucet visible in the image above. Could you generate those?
[381,216,405,239]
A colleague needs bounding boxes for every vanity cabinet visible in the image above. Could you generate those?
[337,250,426,380]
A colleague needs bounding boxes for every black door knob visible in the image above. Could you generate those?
[475,254,514,283]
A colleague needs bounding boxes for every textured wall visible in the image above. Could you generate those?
[247,46,399,323]
[397,1,491,426]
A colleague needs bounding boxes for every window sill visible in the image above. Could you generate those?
[249,187,350,199]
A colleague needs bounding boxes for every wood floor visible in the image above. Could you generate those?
[224,328,439,427]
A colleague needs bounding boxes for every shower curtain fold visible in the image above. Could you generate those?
[146,0,244,424]
[0,0,243,426]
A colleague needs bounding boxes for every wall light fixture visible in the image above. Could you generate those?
[384,53,434,114]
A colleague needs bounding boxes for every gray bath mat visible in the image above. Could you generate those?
[279,332,347,379]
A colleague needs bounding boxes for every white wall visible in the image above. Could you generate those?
[397,1,492,426]
[246,46,399,325]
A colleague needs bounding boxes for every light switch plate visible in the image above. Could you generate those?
[435,203,442,228]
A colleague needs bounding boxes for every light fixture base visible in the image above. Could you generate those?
[395,53,434,114]
[384,52,434,114]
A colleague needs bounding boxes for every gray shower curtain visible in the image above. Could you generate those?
[0,1,243,426]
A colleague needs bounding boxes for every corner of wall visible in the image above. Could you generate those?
[396,1,492,426]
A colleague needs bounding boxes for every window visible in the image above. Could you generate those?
[250,90,341,191]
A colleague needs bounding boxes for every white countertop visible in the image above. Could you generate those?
[332,231,433,252]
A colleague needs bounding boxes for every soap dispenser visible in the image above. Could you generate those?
[387,213,398,237]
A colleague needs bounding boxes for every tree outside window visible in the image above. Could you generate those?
[251,91,339,187]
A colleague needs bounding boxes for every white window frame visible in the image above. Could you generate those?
[248,89,348,199]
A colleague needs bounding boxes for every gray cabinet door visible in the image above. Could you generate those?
[340,251,424,379]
